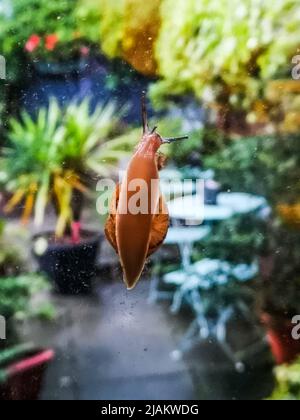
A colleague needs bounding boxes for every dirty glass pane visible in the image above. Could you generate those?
[0,0,300,402]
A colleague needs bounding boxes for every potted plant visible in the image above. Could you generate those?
[0,343,54,400]
[257,135,300,364]
[0,98,136,294]
[0,220,25,278]
[0,221,55,400]
[0,0,92,79]
[25,34,92,77]
[268,356,300,400]
[260,223,300,365]
[0,273,55,352]
[0,219,53,336]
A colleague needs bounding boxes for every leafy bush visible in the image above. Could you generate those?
[269,357,300,400]
[0,274,51,321]
[0,220,25,277]
[151,0,300,112]
[198,214,266,265]
[261,222,300,316]
[76,0,161,76]
[0,0,89,82]
[204,134,300,204]
[203,132,300,315]
[0,98,136,237]
[0,220,53,327]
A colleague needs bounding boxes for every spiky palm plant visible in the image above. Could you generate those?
[0,98,136,239]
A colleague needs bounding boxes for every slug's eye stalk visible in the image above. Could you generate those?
[141,91,149,134]
[161,136,189,144]
[141,92,188,142]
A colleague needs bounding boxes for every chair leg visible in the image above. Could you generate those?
[147,274,160,304]
[171,289,210,360]
[191,289,210,339]
[148,274,174,304]
[170,289,185,314]
[215,306,245,372]
[171,319,200,360]
[236,300,263,338]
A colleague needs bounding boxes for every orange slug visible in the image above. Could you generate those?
[105,93,188,290]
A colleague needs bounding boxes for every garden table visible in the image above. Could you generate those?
[168,192,268,224]
[168,195,234,224]
[164,259,266,372]
[148,226,211,304]
[217,192,267,214]
[164,226,211,270]
[162,192,269,370]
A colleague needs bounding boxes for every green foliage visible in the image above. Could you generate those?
[150,117,195,163]
[204,134,300,204]
[269,357,300,400]
[0,0,85,82]
[76,0,126,58]
[0,221,52,324]
[98,0,125,59]
[203,133,300,314]
[75,0,102,44]
[0,274,50,321]
[0,98,136,236]
[152,0,300,111]
[166,129,202,166]
[145,116,228,167]
[262,222,300,315]
[0,220,25,277]
[76,0,160,75]
[198,214,266,265]
[204,136,274,196]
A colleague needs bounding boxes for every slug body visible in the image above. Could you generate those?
[116,134,163,289]
[105,94,188,290]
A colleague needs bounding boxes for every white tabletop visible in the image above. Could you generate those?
[163,259,258,286]
[164,226,211,245]
[168,195,234,222]
[217,192,267,214]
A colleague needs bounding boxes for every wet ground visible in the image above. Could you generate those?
[20,274,275,400]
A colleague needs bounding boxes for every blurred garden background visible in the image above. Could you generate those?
[0,0,300,400]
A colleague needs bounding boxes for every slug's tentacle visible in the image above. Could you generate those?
[141,91,149,134]
[162,136,189,144]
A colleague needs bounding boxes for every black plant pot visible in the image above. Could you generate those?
[32,58,90,78]
[32,231,102,295]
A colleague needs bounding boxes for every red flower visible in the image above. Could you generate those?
[25,34,41,53]
[80,46,90,57]
[45,34,59,51]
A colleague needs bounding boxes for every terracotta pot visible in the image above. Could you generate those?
[259,255,275,280]
[261,313,300,365]
[0,345,54,400]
